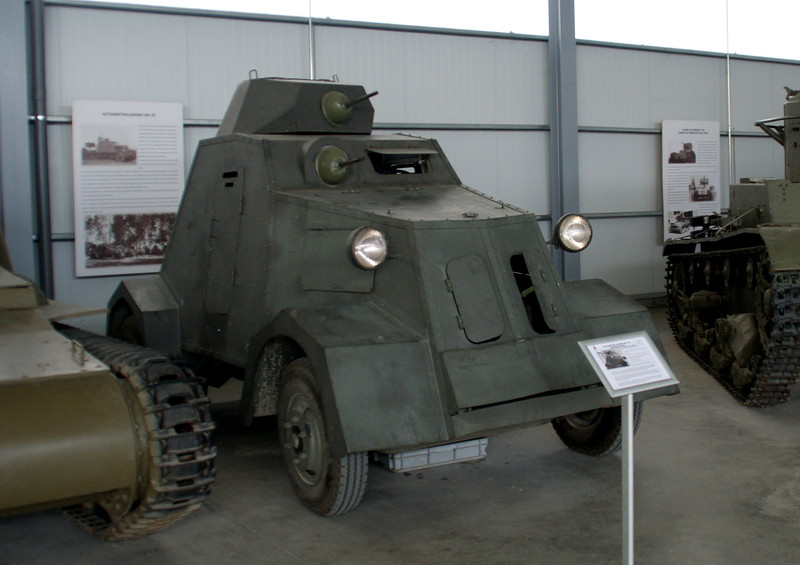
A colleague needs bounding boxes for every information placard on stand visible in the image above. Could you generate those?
[578,331,679,565]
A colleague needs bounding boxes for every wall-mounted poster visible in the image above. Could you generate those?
[661,120,720,241]
[72,100,184,277]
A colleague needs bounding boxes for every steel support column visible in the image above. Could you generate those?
[30,0,55,298]
[548,0,581,280]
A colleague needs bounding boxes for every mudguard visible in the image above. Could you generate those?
[107,275,181,356]
[759,225,800,271]
[563,279,679,397]
[247,303,450,456]
[563,279,662,347]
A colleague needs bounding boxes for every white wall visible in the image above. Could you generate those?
[1,1,798,314]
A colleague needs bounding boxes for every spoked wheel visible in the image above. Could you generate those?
[278,358,367,516]
[551,402,643,456]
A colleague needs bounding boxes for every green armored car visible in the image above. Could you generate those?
[109,78,677,515]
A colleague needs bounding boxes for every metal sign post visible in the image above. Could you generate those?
[622,393,634,565]
[577,331,680,565]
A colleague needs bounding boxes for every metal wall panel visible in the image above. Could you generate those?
[182,17,309,117]
[576,46,726,128]
[0,0,36,279]
[579,217,665,296]
[45,8,189,116]
[52,241,123,333]
[578,132,661,213]
[3,2,798,308]
[315,26,549,125]
[44,6,309,117]
[406,130,550,215]
[574,44,798,292]
[45,125,73,235]
[730,136,785,181]
[729,59,800,132]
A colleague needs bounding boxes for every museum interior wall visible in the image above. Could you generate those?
[0,1,797,322]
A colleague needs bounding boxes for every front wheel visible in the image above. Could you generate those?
[278,358,367,515]
[551,402,643,456]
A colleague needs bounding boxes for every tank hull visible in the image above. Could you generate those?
[665,238,800,405]
[0,254,216,539]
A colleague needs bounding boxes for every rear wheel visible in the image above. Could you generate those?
[278,358,367,515]
[551,402,643,456]
[108,303,144,346]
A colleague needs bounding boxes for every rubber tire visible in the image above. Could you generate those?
[108,304,145,346]
[551,402,643,456]
[278,358,367,516]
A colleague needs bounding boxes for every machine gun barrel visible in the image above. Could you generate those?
[344,90,379,108]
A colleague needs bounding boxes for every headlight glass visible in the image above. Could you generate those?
[350,227,388,269]
[553,214,592,252]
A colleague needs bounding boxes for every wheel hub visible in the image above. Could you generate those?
[284,394,325,486]
[562,409,603,429]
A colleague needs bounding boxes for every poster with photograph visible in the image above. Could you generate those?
[661,120,720,241]
[72,100,184,277]
[579,332,678,398]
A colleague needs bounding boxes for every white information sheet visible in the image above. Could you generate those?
[72,100,184,277]
[662,120,720,241]
[579,332,679,397]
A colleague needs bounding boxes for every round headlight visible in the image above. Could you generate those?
[350,227,388,269]
[552,214,592,252]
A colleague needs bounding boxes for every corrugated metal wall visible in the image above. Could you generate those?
[2,1,798,319]
[576,44,796,294]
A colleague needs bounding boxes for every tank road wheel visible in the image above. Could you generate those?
[551,402,643,456]
[59,331,216,540]
[278,358,367,516]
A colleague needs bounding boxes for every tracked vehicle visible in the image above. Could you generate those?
[664,88,800,406]
[109,77,677,515]
[0,229,216,540]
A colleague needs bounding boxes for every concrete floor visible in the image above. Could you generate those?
[2,307,800,564]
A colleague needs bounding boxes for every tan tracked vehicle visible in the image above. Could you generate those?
[0,229,216,539]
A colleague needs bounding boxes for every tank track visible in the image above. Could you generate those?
[666,246,800,406]
[58,329,216,540]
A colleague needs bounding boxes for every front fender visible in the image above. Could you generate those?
[244,303,450,456]
[759,226,800,271]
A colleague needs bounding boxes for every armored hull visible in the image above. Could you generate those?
[110,78,677,514]
[0,230,215,539]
